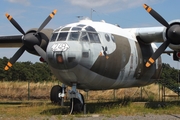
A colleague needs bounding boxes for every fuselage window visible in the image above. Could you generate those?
[57,32,68,41]
[80,32,89,42]
[69,32,80,41]
[111,34,115,42]
[50,33,58,42]
[88,32,100,43]
[105,34,110,42]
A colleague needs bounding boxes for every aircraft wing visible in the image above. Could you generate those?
[125,26,165,44]
[0,35,23,47]
[163,50,173,55]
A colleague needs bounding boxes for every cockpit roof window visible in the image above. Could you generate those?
[50,33,58,42]
[77,24,86,27]
[71,27,82,31]
[61,27,71,31]
[85,26,96,32]
[57,32,68,41]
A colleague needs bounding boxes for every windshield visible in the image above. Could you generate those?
[51,25,100,43]
[50,33,58,41]
[69,32,80,41]
[57,32,68,41]
[80,32,89,42]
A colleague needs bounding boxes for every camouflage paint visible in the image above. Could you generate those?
[90,34,131,79]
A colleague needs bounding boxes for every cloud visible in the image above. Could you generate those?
[7,0,30,6]
[66,0,162,12]
[68,0,118,8]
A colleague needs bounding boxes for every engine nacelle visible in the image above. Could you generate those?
[163,19,180,51]
[135,27,164,44]
[169,44,180,51]
[25,28,53,56]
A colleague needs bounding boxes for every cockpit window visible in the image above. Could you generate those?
[51,33,58,41]
[80,32,89,42]
[72,27,82,31]
[88,32,100,43]
[77,24,86,27]
[57,32,68,41]
[69,32,80,41]
[61,27,71,31]
[85,26,96,32]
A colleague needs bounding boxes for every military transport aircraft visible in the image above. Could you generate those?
[0,4,180,114]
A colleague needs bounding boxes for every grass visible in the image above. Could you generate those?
[0,81,178,102]
[0,81,59,101]
[1,100,180,119]
[0,81,180,119]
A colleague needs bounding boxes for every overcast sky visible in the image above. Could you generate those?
[0,0,180,69]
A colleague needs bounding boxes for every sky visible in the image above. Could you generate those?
[0,0,180,69]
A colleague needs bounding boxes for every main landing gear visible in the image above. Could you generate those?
[50,84,65,106]
[50,83,85,114]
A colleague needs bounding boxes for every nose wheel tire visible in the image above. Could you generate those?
[69,93,84,114]
[50,85,62,105]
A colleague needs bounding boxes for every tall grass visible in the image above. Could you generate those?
[0,81,178,101]
[0,81,58,101]
[0,81,180,119]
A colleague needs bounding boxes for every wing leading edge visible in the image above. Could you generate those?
[0,35,22,47]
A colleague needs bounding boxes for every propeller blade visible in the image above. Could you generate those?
[35,9,57,35]
[143,4,170,28]
[34,45,47,61]
[146,40,170,67]
[4,45,26,70]
[5,13,25,35]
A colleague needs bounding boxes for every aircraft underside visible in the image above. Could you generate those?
[50,64,158,91]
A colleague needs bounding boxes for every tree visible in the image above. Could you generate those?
[0,57,54,82]
[160,63,179,90]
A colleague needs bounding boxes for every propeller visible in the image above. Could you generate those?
[4,9,57,70]
[143,4,180,67]
[35,9,57,35]
[5,13,25,35]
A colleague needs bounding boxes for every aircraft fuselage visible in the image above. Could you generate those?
[46,18,162,90]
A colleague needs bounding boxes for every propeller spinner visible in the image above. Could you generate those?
[143,4,180,67]
[4,10,57,70]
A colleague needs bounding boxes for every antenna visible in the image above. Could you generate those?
[76,16,83,20]
[90,8,96,20]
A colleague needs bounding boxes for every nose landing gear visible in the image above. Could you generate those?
[69,84,84,114]
[50,83,85,114]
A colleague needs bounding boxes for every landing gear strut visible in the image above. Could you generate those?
[69,83,84,114]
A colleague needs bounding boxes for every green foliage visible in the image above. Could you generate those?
[160,63,179,82]
[159,63,180,92]
[0,57,57,82]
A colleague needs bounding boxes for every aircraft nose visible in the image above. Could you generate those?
[47,42,81,70]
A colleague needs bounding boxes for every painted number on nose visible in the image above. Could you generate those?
[51,43,70,52]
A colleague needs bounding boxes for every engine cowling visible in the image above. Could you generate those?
[163,19,180,51]
[24,28,53,56]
